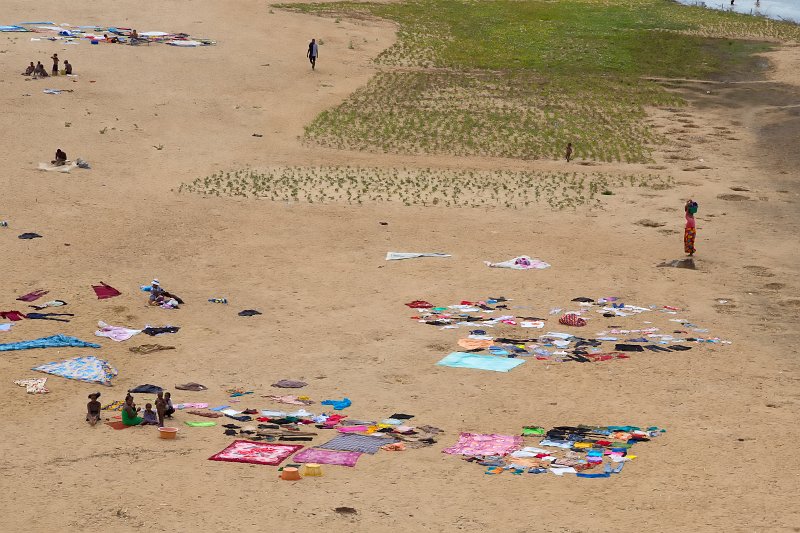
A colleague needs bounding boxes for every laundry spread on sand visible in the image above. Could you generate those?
[385,252,452,261]
[142,326,180,336]
[484,255,550,270]
[30,300,67,310]
[187,409,221,418]
[0,334,100,352]
[16,289,48,302]
[409,296,730,367]
[208,441,303,466]
[18,233,42,239]
[92,282,121,299]
[443,433,523,456]
[185,421,216,427]
[0,323,13,332]
[175,382,208,391]
[318,434,399,454]
[271,379,307,389]
[437,351,526,372]
[175,402,210,409]
[32,356,117,386]
[129,344,175,354]
[264,395,315,406]
[447,425,665,478]
[14,377,49,394]
[128,384,163,394]
[102,400,125,411]
[95,321,142,342]
[293,448,362,467]
[0,310,27,321]
[4,22,215,46]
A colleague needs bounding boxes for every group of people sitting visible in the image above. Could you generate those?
[23,54,72,78]
[86,391,176,427]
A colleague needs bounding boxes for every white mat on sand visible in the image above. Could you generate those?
[386,252,451,261]
[484,255,550,270]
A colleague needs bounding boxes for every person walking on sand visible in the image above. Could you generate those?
[565,142,573,162]
[51,54,59,76]
[307,38,318,70]
[684,199,698,256]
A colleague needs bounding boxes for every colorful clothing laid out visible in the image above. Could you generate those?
[32,355,117,386]
[14,377,49,394]
[293,448,361,467]
[0,311,27,321]
[208,440,303,466]
[16,289,48,302]
[0,334,99,352]
[443,433,523,456]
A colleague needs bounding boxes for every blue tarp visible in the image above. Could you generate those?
[0,334,101,352]
[33,355,117,386]
[0,25,28,32]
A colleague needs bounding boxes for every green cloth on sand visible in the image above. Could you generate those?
[522,426,545,436]
[185,421,216,427]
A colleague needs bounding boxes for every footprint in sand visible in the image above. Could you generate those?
[764,282,785,290]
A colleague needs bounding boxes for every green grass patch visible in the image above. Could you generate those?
[281,0,794,161]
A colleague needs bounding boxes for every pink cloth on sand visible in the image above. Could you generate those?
[442,433,523,456]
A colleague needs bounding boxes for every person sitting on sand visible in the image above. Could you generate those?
[23,62,35,76]
[130,29,140,42]
[86,392,102,426]
[149,279,166,305]
[53,148,67,166]
[64,60,72,75]
[141,403,159,425]
[121,396,143,426]
[35,61,48,78]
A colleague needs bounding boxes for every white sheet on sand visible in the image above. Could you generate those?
[484,255,550,270]
[140,31,169,37]
[386,252,451,261]
[38,162,77,173]
[167,40,202,47]
[94,321,142,342]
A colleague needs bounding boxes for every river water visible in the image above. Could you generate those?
[673,0,800,23]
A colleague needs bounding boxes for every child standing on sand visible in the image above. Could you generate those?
[164,391,175,418]
[684,199,698,256]
[155,391,167,427]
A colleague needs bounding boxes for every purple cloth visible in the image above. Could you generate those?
[442,433,523,456]
[293,447,362,467]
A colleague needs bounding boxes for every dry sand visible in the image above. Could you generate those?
[1,1,799,532]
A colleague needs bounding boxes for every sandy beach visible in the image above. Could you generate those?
[1,0,799,531]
